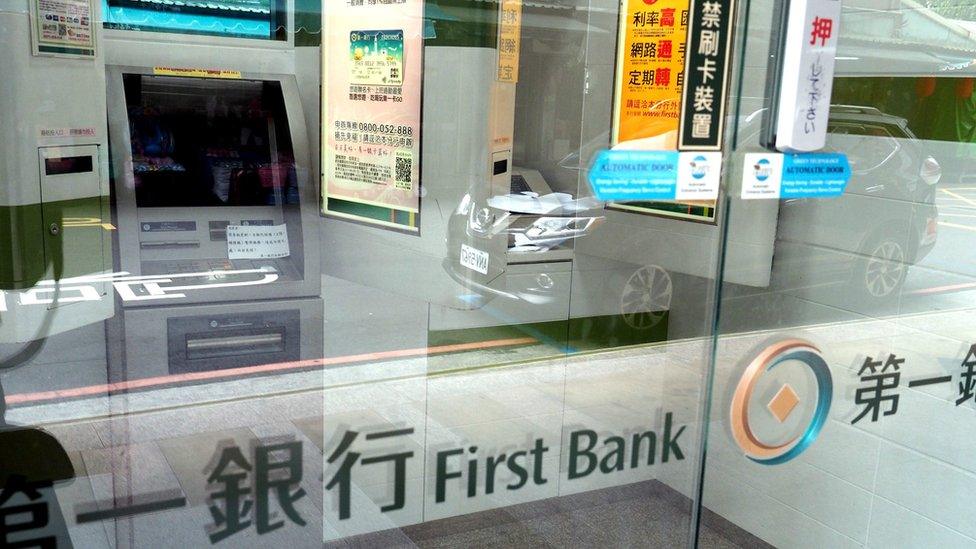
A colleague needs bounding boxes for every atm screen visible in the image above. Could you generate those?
[122,74,297,209]
[103,0,287,40]
[117,73,305,281]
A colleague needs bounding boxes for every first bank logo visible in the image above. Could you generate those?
[730,339,833,465]
[753,158,773,182]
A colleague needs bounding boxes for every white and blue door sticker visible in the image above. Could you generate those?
[741,152,851,199]
[588,151,721,201]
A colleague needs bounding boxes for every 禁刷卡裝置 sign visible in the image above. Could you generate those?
[678,0,736,150]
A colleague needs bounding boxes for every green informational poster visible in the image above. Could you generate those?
[322,0,424,232]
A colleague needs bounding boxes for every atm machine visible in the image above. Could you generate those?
[101,0,323,376]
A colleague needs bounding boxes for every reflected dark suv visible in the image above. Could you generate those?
[760,105,940,302]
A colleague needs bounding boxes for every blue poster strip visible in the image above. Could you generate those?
[588,150,680,201]
[781,153,850,198]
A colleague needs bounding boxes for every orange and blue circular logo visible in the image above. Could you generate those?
[730,339,833,465]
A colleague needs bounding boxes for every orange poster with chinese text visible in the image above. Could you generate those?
[612,0,690,150]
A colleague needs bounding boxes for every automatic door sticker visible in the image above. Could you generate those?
[741,152,849,199]
[588,150,679,201]
[349,30,404,86]
[781,152,850,198]
[589,150,720,201]
[730,339,833,465]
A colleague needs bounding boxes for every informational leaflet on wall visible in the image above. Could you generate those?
[226,224,290,259]
[611,0,689,150]
[30,0,95,58]
[322,0,423,232]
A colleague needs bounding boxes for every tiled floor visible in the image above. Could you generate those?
[327,481,770,548]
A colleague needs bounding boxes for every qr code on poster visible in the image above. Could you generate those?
[394,152,412,190]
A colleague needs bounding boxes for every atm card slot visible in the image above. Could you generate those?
[140,241,201,249]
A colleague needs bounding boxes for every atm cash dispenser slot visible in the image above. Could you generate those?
[167,309,299,373]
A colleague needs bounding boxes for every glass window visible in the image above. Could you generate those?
[5,0,976,547]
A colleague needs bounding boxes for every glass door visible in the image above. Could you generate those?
[319,0,734,546]
[697,0,976,547]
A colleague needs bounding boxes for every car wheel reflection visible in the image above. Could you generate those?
[863,238,908,298]
[620,265,672,330]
